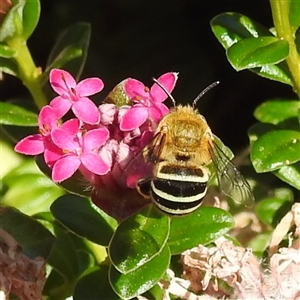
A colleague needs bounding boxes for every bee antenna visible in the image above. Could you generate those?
[192,81,220,108]
[152,77,176,107]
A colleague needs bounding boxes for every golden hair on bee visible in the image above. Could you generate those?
[156,104,213,166]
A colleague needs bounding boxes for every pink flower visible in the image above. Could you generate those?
[50,122,110,182]
[120,72,178,131]
[14,105,62,167]
[49,69,103,124]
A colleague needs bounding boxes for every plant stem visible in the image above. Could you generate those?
[6,36,48,109]
[270,0,300,98]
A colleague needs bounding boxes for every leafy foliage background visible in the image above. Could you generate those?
[1,0,295,150]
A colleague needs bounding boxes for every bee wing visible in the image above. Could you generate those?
[209,137,254,206]
[125,131,166,188]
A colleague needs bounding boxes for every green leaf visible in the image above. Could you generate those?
[44,224,80,299]
[273,162,300,190]
[0,0,39,41]
[254,100,300,125]
[2,160,64,215]
[41,22,91,87]
[289,0,300,33]
[22,0,40,39]
[248,122,277,147]
[211,13,293,86]
[248,232,272,255]
[0,42,16,57]
[0,101,38,126]
[0,206,55,259]
[251,130,300,173]
[0,57,19,76]
[51,194,118,246]
[168,207,234,255]
[0,0,23,41]
[109,205,170,274]
[211,12,272,49]
[227,37,289,70]
[49,226,81,278]
[250,62,293,86]
[256,197,293,226]
[109,244,170,300]
[74,266,118,300]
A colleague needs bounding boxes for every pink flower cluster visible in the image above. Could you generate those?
[15,69,178,188]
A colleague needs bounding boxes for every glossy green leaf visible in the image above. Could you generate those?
[289,0,300,33]
[0,43,16,58]
[49,226,82,277]
[0,0,40,41]
[109,244,170,300]
[227,37,289,70]
[211,13,293,86]
[168,207,234,255]
[273,162,300,190]
[248,122,277,147]
[211,12,272,49]
[51,194,118,246]
[0,0,23,41]
[109,205,170,274]
[0,101,38,126]
[251,62,293,86]
[254,100,300,125]
[74,266,118,300]
[22,0,40,39]
[0,206,55,259]
[41,22,91,87]
[256,197,293,226]
[0,57,18,76]
[44,236,95,300]
[251,130,300,173]
[2,160,64,215]
[44,224,80,299]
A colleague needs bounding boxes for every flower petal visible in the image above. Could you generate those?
[60,119,80,135]
[72,97,100,124]
[44,141,63,168]
[38,105,59,129]
[120,106,148,131]
[149,102,169,123]
[76,78,104,97]
[125,78,149,100]
[50,69,76,95]
[80,152,110,175]
[83,128,109,151]
[52,154,81,182]
[150,72,178,102]
[51,128,79,151]
[14,134,44,155]
[50,96,72,118]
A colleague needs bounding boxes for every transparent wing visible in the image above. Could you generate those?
[209,139,254,206]
[124,131,166,188]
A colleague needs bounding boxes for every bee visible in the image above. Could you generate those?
[130,81,254,215]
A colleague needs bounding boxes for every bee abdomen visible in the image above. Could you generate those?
[150,178,207,215]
